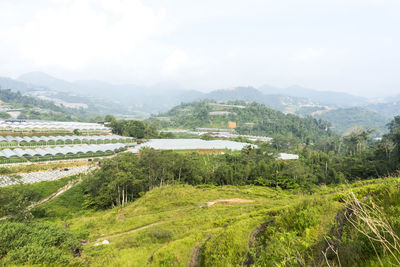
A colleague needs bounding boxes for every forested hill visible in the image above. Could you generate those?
[313,107,389,136]
[0,89,96,121]
[155,100,335,143]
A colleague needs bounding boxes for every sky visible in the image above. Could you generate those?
[0,0,400,97]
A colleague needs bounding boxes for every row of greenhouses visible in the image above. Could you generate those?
[0,143,127,164]
[0,120,111,133]
[0,135,134,147]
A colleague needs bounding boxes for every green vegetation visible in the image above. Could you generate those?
[26,183,308,266]
[81,115,400,210]
[106,115,158,139]
[154,100,334,145]
[0,112,11,119]
[0,161,88,175]
[0,221,82,265]
[295,105,327,116]
[314,107,389,136]
[0,89,100,121]
[252,178,400,266]
[0,175,79,218]
[3,100,400,265]
[1,175,398,266]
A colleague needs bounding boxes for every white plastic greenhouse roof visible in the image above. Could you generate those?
[0,120,111,131]
[0,135,133,143]
[0,143,125,158]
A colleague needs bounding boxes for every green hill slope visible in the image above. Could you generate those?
[13,177,399,266]
[313,107,389,136]
[156,100,335,143]
[0,89,98,121]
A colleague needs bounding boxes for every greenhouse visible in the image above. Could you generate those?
[0,120,111,133]
[0,135,134,147]
[0,143,127,163]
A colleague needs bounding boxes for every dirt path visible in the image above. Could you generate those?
[91,199,259,248]
[189,234,213,267]
[199,198,255,208]
[245,220,274,265]
[27,178,82,210]
[92,222,162,246]
[314,206,353,266]
[0,178,82,221]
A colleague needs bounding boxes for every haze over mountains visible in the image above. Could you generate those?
[1,71,376,110]
[0,71,398,135]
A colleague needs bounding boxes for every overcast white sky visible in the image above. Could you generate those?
[0,0,399,96]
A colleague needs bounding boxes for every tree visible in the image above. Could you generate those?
[387,116,400,151]
[73,129,81,135]
[104,114,116,123]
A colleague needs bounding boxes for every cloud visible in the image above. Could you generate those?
[162,49,188,76]
[1,0,164,70]
[0,0,400,96]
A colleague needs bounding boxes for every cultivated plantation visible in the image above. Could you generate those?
[2,102,400,266]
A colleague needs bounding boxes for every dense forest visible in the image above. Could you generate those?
[104,115,158,138]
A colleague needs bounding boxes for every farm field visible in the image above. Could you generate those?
[0,121,132,164]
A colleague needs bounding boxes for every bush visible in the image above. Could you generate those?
[0,221,81,265]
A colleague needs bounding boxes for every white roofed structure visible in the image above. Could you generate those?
[0,143,126,160]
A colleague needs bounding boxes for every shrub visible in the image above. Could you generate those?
[0,221,81,265]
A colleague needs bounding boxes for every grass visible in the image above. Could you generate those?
[12,176,400,266]
[0,174,82,218]
[31,182,86,220]
[31,182,336,266]
[0,161,90,175]
[2,174,78,201]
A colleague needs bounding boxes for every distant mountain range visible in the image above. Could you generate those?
[259,84,368,107]
[0,71,398,135]
[5,72,373,113]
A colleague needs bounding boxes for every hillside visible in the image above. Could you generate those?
[366,101,400,119]
[0,74,138,117]
[259,84,368,107]
[2,175,399,266]
[0,77,31,93]
[8,72,376,116]
[17,72,202,115]
[202,87,314,113]
[2,120,400,265]
[156,100,334,143]
[0,89,97,121]
[34,184,305,266]
[313,107,390,136]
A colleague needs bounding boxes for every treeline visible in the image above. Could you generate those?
[105,115,158,139]
[83,115,400,209]
[80,146,340,209]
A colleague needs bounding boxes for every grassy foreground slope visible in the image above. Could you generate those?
[33,179,400,267]
[0,176,396,266]
[39,185,305,266]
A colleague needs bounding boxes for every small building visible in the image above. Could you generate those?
[228,121,237,129]
[277,153,299,160]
